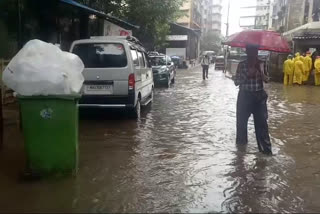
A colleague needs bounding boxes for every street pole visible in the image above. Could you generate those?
[226,0,231,37]
[224,0,231,73]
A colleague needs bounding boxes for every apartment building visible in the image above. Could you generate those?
[255,0,272,29]
[176,0,222,33]
[239,0,272,30]
[271,0,320,32]
[177,0,202,29]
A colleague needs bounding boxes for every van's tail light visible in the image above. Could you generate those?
[128,73,135,90]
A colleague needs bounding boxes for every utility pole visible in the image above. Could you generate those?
[226,0,231,37]
[224,0,231,74]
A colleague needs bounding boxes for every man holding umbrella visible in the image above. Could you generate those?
[225,30,291,155]
[201,54,210,80]
[234,44,272,155]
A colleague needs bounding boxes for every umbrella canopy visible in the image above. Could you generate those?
[223,30,291,53]
[170,56,181,59]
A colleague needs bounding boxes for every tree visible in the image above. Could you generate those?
[200,30,222,54]
[76,0,185,50]
[123,0,184,50]
[76,0,124,16]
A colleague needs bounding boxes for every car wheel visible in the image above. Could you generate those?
[171,77,175,84]
[129,99,141,119]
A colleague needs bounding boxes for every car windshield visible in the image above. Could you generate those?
[150,56,166,66]
[216,58,224,62]
[72,43,127,68]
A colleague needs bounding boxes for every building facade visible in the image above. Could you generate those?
[271,0,320,33]
[176,0,222,33]
[210,0,223,33]
[177,0,202,29]
[255,0,272,29]
[239,0,272,30]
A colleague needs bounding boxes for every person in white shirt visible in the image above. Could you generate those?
[201,55,210,80]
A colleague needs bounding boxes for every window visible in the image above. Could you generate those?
[143,53,149,68]
[137,51,145,67]
[166,56,172,64]
[131,49,139,67]
[150,56,166,66]
[72,43,127,68]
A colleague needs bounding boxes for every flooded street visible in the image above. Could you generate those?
[1,65,320,213]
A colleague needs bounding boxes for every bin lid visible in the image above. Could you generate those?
[18,94,81,100]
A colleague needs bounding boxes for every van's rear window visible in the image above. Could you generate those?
[72,43,127,68]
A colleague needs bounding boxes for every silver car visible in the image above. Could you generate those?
[70,36,154,118]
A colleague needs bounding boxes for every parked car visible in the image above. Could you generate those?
[171,55,182,68]
[149,54,176,87]
[70,36,154,119]
[215,56,225,70]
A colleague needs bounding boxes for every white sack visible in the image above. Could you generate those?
[2,39,84,96]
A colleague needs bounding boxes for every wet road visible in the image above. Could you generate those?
[1,65,320,212]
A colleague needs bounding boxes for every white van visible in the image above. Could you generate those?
[70,36,154,118]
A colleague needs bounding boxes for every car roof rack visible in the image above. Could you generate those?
[148,52,166,57]
[90,35,143,46]
[148,51,159,56]
[126,36,143,46]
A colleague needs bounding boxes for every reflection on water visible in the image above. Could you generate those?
[1,66,320,212]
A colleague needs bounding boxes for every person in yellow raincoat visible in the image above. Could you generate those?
[314,56,320,86]
[283,55,294,85]
[303,51,313,82]
[294,52,300,63]
[293,56,304,85]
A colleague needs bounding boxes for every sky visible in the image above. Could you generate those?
[221,0,257,36]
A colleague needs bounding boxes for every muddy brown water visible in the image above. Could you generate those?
[1,66,320,213]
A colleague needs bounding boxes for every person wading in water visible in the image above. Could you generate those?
[233,44,272,155]
[201,54,210,80]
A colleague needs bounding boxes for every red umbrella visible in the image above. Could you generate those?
[223,30,291,53]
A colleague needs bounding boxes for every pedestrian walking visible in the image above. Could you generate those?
[201,55,210,80]
[233,44,272,155]
[192,58,196,67]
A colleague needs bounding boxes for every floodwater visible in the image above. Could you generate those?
[1,66,320,213]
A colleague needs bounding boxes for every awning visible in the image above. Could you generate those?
[170,23,201,37]
[283,22,320,41]
[293,33,320,40]
[60,0,139,30]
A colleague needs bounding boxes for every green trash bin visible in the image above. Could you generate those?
[18,95,80,175]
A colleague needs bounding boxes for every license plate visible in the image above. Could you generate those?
[84,85,113,95]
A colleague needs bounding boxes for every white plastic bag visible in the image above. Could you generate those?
[2,39,84,96]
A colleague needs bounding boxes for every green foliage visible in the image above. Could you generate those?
[201,30,223,54]
[124,0,184,50]
[76,0,124,16]
[76,0,185,50]
[1,0,185,55]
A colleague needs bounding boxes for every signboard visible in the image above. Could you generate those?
[166,35,188,41]
[103,20,132,36]
[166,48,186,60]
